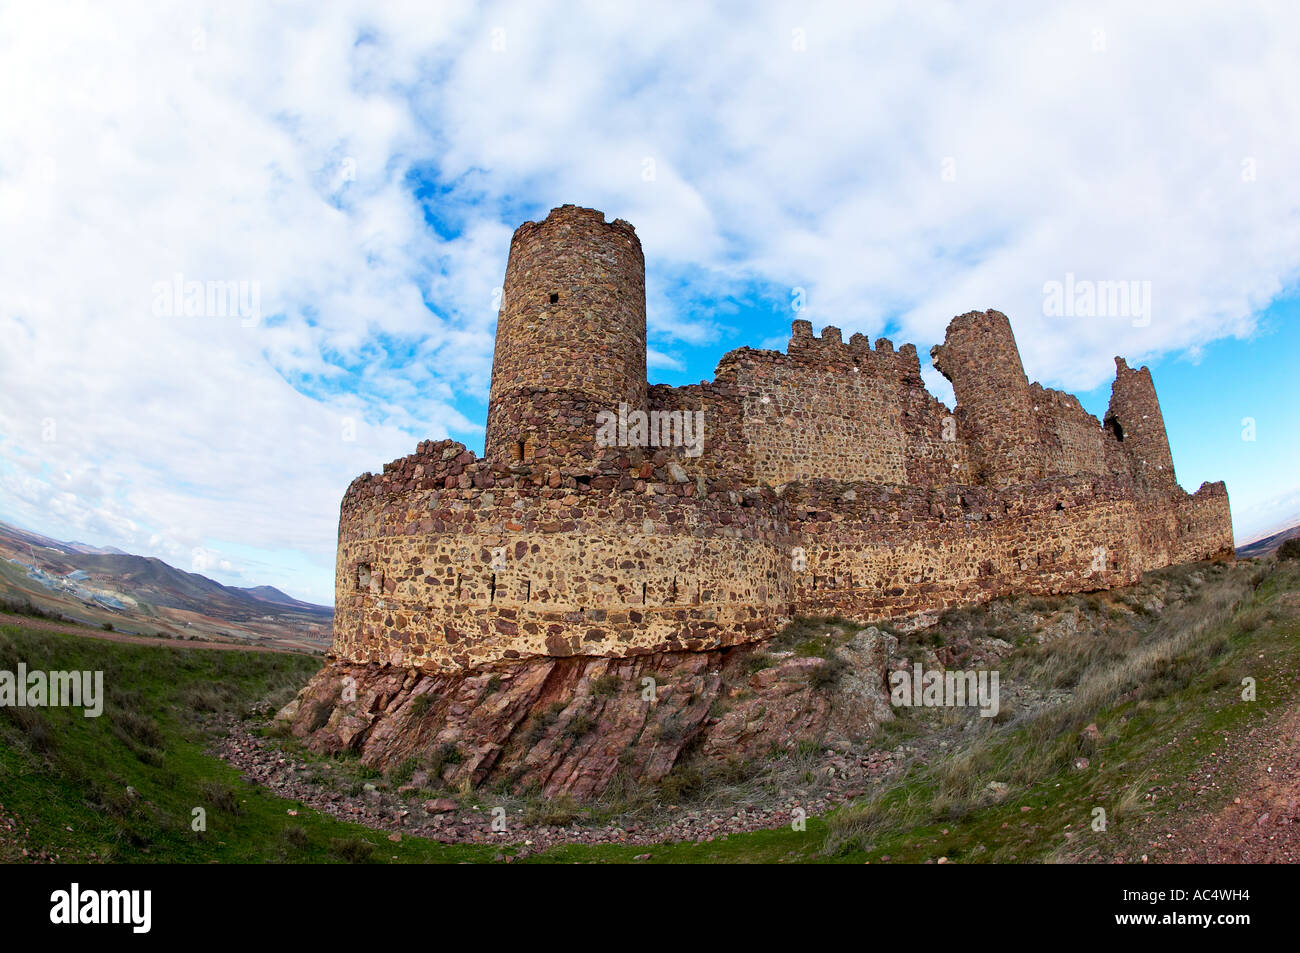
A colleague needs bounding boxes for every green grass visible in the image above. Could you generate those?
[0,626,501,863]
[823,558,1300,863]
[2,556,1296,864]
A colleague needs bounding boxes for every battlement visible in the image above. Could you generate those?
[511,203,639,239]
[783,319,910,369]
[331,207,1234,673]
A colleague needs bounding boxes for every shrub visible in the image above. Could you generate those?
[1,703,57,754]
[810,654,847,690]
[0,598,64,621]
[328,836,375,863]
[198,779,245,817]
[591,674,622,696]
[280,825,310,851]
[523,795,580,827]
[114,710,164,749]
[657,765,704,802]
[564,713,595,738]
[426,742,462,779]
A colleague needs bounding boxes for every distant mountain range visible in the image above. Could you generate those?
[1237,520,1300,560]
[0,518,330,649]
[45,549,333,621]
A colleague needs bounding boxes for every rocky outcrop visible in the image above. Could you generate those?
[825,628,898,749]
[277,629,899,800]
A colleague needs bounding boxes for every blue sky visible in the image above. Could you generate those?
[1,1,1297,603]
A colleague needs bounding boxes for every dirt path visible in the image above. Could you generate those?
[1099,696,1300,864]
[1164,701,1300,863]
[216,717,886,851]
[0,612,301,655]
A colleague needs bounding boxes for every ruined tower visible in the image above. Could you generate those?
[930,310,1043,485]
[484,205,647,467]
[1104,357,1178,492]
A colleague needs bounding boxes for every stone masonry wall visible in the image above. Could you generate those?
[334,441,789,671]
[1031,384,1114,479]
[334,440,1233,673]
[656,321,972,489]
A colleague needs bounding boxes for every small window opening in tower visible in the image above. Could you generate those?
[524,579,531,602]
[489,573,497,603]
[549,292,559,303]
[356,563,372,591]
[641,581,647,605]
[1107,418,1125,442]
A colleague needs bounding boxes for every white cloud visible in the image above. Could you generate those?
[2,1,1297,600]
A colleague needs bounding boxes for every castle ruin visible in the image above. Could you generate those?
[333,205,1234,674]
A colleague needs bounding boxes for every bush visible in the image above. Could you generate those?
[199,779,245,817]
[280,825,310,853]
[563,713,595,738]
[1277,538,1300,562]
[426,742,462,779]
[328,836,376,863]
[591,674,621,696]
[523,795,580,827]
[810,654,848,690]
[114,710,164,749]
[1,703,58,754]
[0,598,65,621]
[657,765,704,802]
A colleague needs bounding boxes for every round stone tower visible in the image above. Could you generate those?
[484,205,647,468]
[930,309,1043,486]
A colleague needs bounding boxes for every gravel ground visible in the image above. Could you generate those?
[1100,697,1300,864]
[215,717,905,851]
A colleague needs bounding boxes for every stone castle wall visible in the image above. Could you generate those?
[331,206,1235,674]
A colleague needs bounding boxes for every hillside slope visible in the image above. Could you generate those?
[3,554,1296,863]
[0,518,330,650]
[1237,520,1300,559]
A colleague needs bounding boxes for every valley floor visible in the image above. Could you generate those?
[0,611,299,655]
